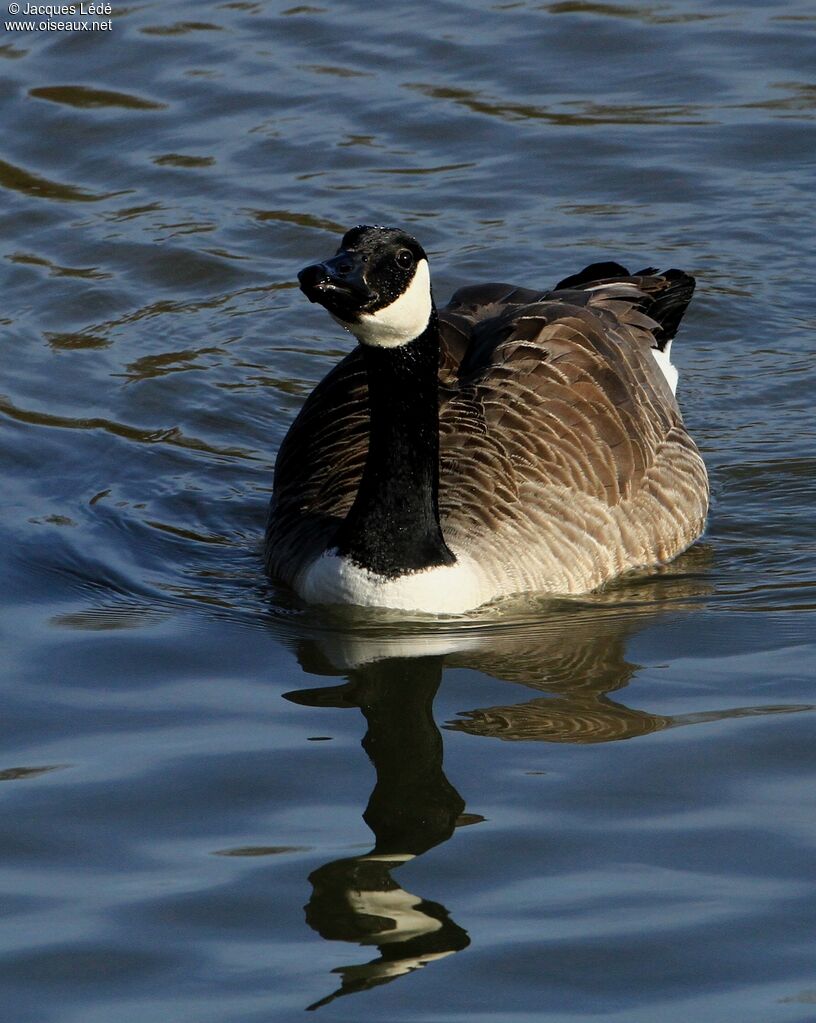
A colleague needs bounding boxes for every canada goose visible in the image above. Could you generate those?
[265,225,708,614]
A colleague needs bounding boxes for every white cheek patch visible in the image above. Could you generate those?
[348,259,432,348]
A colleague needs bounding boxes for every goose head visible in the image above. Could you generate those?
[298,225,433,348]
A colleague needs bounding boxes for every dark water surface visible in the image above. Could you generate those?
[2,1,816,1019]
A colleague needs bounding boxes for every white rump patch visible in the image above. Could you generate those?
[651,338,679,394]
[346,258,432,348]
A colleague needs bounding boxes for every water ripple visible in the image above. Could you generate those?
[28,85,166,110]
[0,158,124,203]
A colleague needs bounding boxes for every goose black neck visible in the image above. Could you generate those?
[334,313,454,577]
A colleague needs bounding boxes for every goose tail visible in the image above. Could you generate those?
[638,268,696,351]
[555,262,695,352]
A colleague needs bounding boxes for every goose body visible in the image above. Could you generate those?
[265,226,709,614]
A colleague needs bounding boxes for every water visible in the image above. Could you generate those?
[1,0,815,1019]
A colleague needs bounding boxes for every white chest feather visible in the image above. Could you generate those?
[295,548,494,615]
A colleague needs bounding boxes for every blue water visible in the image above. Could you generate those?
[1,1,815,1019]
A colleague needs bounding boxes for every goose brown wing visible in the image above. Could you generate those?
[437,290,673,510]
[436,276,707,586]
[264,348,370,583]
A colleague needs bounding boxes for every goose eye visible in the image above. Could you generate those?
[395,249,414,270]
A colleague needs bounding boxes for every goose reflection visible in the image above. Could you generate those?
[284,656,471,1010]
[442,610,797,744]
[283,553,810,1009]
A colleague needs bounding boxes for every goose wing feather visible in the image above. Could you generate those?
[265,347,369,582]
